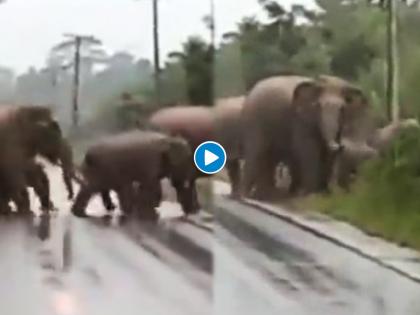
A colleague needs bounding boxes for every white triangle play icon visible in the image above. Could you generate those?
[204,150,219,166]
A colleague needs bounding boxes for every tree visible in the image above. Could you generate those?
[168,36,213,106]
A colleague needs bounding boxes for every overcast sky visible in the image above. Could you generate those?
[0,0,315,74]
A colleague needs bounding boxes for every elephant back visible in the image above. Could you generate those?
[81,130,169,187]
[149,106,216,149]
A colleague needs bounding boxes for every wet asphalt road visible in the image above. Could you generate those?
[3,162,420,315]
[0,164,212,315]
[214,196,420,315]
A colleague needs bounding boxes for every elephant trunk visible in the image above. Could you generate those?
[71,166,87,186]
[320,102,345,154]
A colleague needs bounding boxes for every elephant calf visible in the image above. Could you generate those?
[335,118,420,190]
[71,130,193,219]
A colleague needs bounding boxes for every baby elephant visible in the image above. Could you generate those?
[71,130,194,220]
[335,118,420,190]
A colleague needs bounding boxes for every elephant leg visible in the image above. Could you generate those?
[294,140,324,195]
[242,132,266,198]
[62,168,74,200]
[14,188,31,215]
[242,156,258,198]
[135,182,160,221]
[227,159,240,198]
[336,156,353,191]
[71,185,94,218]
[191,181,200,213]
[148,181,162,209]
[116,185,135,216]
[8,171,31,214]
[172,178,199,215]
[26,162,53,213]
[100,190,116,212]
[252,156,277,201]
[288,159,301,195]
[0,197,12,215]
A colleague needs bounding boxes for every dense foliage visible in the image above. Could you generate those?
[305,127,420,249]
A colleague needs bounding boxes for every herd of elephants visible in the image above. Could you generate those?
[0,74,418,220]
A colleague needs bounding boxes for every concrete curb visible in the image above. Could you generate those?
[213,180,420,285]
[239,197,420,284]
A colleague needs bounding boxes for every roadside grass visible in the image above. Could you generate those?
[299,128,420,250]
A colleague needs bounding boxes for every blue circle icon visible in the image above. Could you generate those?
[194,141,227,174]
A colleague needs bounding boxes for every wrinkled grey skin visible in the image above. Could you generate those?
[71,130,193,219]
[335,118,420,190]
[241,75,368,198]
[149,96,245,205]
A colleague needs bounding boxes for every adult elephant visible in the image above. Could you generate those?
[241,75,369,198]
[335,118,419,190]
[149,96,245,208]
[0,105,63,214]
[71,130,193,220]
[0,107,75,214]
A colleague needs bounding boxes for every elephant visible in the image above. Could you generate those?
[38,136,76,201]
[241,75,369,198]
[335,118,420,190]
[71,130,193,220]
[148,96,245,207]
[0,105,62,214]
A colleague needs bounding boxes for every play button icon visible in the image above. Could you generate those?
[194,141,227,174]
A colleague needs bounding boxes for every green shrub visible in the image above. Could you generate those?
[305,128,420,249]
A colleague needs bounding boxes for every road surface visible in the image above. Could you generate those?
[2,162,420,315]
[0,163,212,315]
[213,196,420,315]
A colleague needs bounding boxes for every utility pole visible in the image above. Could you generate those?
[72,37,81,127]
[152,0,161,106]
[209,0,216,106]
[386,0,399,122]
[59,33,102,127]
[210,0,216,50]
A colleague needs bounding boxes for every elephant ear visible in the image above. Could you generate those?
[292,81,322,111]
[18,106,53,124]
